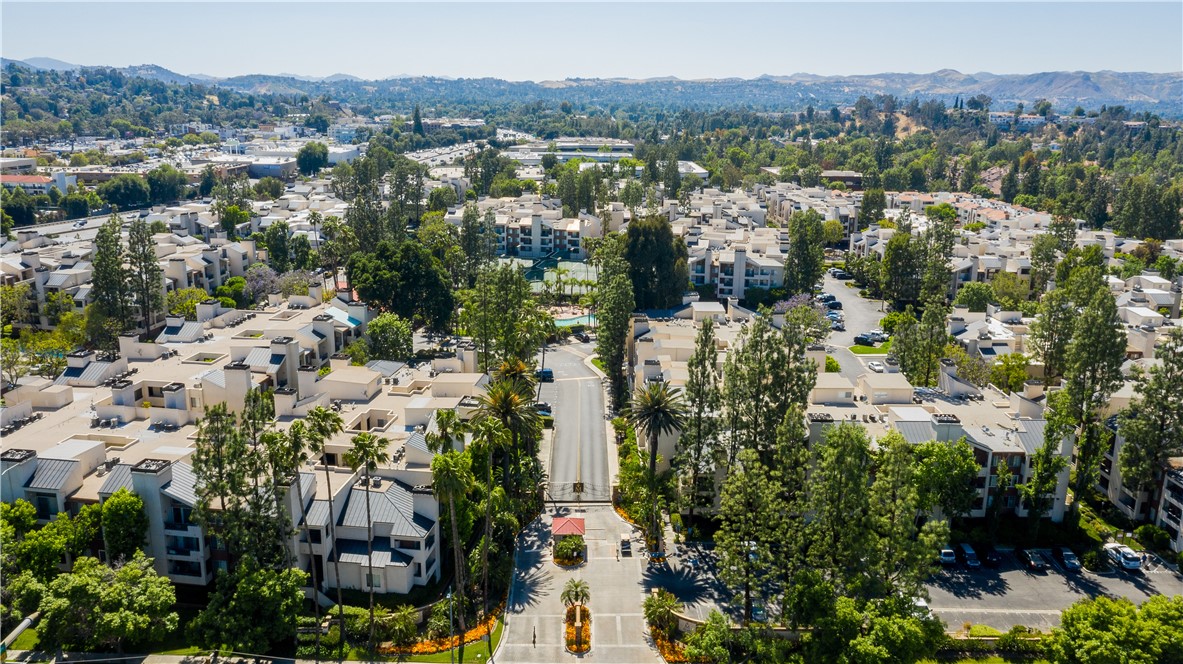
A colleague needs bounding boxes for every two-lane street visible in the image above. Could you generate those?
[537,343,610,502]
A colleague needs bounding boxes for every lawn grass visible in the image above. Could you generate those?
[591,356,606,373]
[11,625,39,650]
[849,339,892,355]
[967,624,1005,637]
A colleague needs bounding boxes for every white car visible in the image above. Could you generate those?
[868,361,886,373]
[1104,543,1142,571]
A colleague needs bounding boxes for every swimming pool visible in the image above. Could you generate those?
[555,314,596,327]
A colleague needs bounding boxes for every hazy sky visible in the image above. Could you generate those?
[3,2,1181,80]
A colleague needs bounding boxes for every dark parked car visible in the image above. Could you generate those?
[834,271,851,280]
[817,293,836,303]
[826,300,843,310]
[854,334,875,346]
[534,402,552,415]
[979,545,1003,568]
[574,332,590,343]
[535,368,554,382]
[1057,547,1082,573]
[1018,548,1049,572]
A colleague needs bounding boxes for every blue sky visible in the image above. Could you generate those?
[3,2,1180,80]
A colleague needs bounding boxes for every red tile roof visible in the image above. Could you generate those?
[552,517,586,537]
[1,175,52,184]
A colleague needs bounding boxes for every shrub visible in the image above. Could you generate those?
[1081,549,1109,572]
[824,355,841,372]
[555,535,585,563]
[1134,524,1171,552]
[670,513,683,533]
[426,602,451,639]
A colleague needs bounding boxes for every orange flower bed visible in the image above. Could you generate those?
[614,503,642,529]
[565,605,591,654]
[380,602,503,655]
[653,631,701,663]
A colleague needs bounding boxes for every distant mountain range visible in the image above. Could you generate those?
[4,57,1180,114]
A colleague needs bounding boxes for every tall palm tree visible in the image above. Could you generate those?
[344,431,390,656]
[286,421,322,661]
[476,379,539,497]
[470,417,511,615]
[625,381,687,550]
[432,450,474,641]
[426,408,467,454]
[306,405,346,662]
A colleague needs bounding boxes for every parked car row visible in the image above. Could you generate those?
[942,543,1090,574]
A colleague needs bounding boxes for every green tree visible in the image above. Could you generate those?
[626,381,687,545]
[426,186,458,213]
[145,164,188,204]
[624,216,689,309]
[459,263,547,371]
[807,422,872,594]
[348,240,454,331]
[296,141,329,176]
[366,312,413,361]
[1113,175,1182,240]
[822,219,845,246]
[1018,431,1068,541]
[1049,285,1126,522]
[952,282,994,312]
[88,213,129,349]
[189,556,306,653]
[253,176,284,200]
[1118,328,1183,505]
[943,343,989,388]
[1049,595,1183,664]
[431,450,474,637]
[716,449,778,622]
[860,188,886,228]
[990,352,1031,393]
[101,488,147,562]
[677,319,722,520]
[98,174,151,209]
[721,312,816,465]
[785,209,826,293]
[883,219,921,304]
[344,432,391,654]
[126,216,164,336]
[913,438,980,522]
[198,166,218,198]
[594,236,635,409]
[1029,288,1074,385]
[38,552,178,654]
[865,432,948,602]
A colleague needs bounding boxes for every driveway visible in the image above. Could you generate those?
[925,547,1183,631]
[642,541,740,624]
[820,272,887,381]
[497,505,661,663]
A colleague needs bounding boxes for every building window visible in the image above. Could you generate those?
[366,573,382,589]
[414,563,422,578]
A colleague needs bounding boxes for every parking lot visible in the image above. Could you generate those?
[925,546,1183,631]
[819,272,889,382]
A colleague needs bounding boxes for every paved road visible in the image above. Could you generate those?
[537,343,610,502]
[497,506,661,663]
[926,547,1183,631]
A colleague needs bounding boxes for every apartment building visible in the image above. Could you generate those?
[0,291,486,590]
[629,311,1074,522]
[443,197,601,260]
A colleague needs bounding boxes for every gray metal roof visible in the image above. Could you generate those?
[243,347,272,369]
[45,272,70,287]
[202,370,226,389]
[79,361,112,384]
[162,462,199,506]
[1016,420,1047,455]
[99,464,134,496]
[335,538,411,567]
[365,360,405,377]
[339,480,433,539]
[26,458,78,491]
[305,499,331,528]
[55,367,83,385]
[405,431,431,455]
[895,421,935,444]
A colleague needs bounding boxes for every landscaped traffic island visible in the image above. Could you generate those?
[564,605,590,654]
